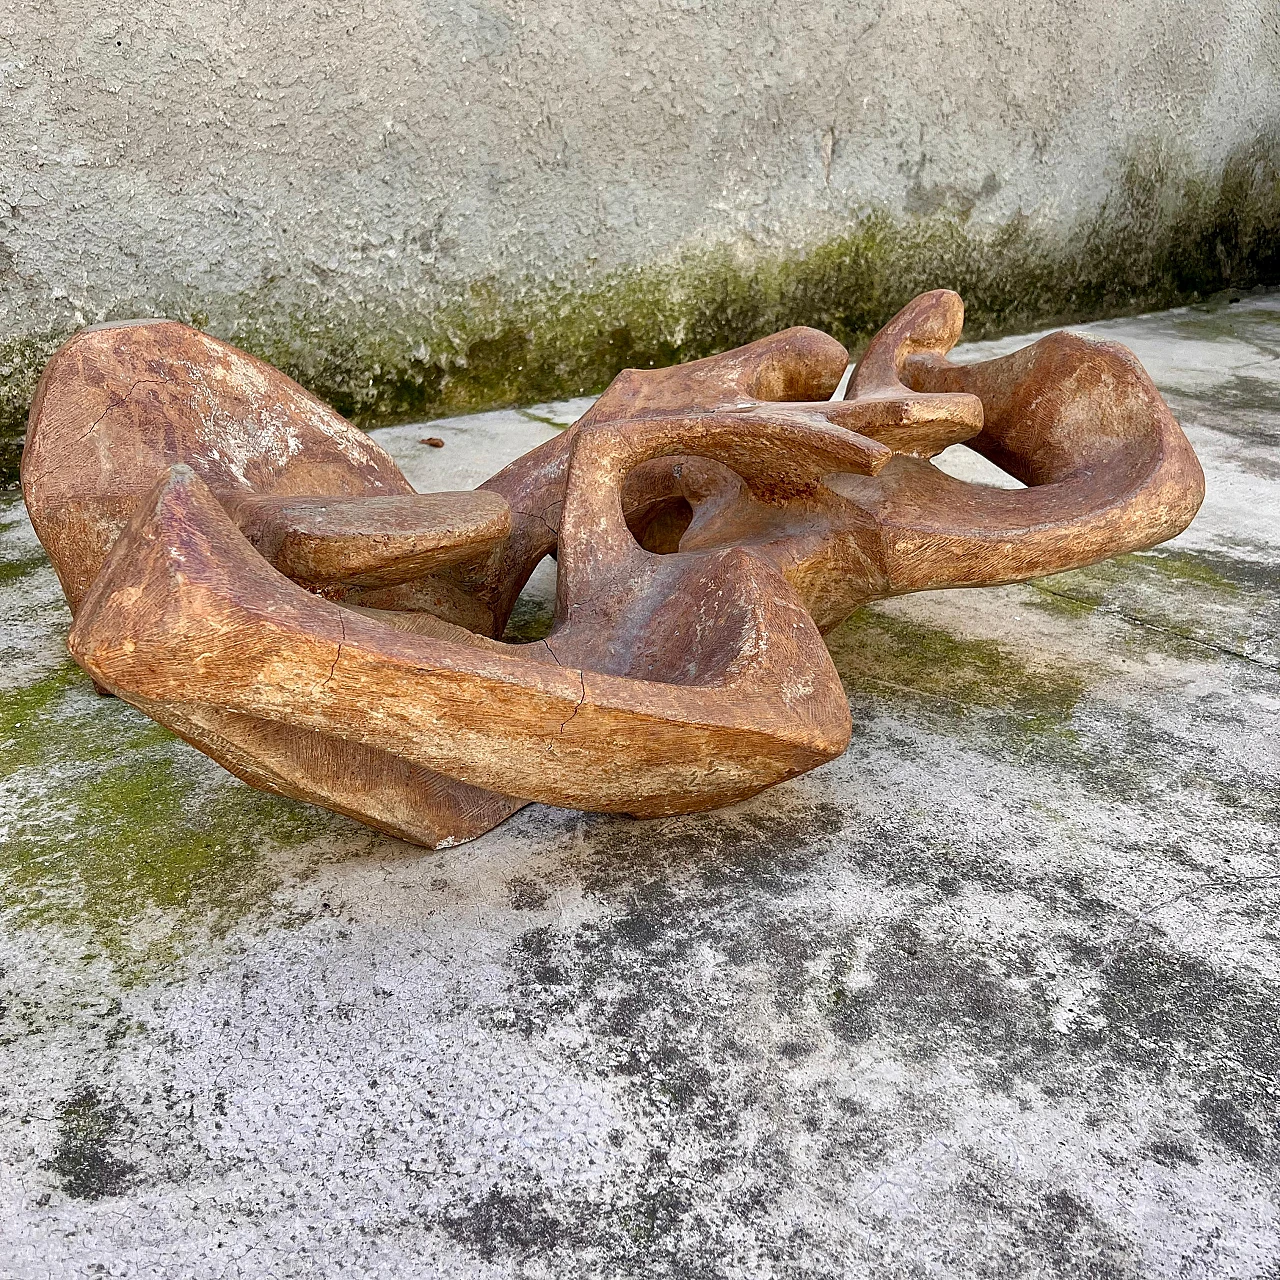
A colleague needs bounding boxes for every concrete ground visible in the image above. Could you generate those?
[0,295,1277,1278]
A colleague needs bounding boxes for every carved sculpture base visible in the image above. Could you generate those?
[21,292,1204,847]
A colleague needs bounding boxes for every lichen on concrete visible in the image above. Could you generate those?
[826,608,1093,737]
[0,501,366,981]
[1032,546,1278,669]
[0,662,344,978]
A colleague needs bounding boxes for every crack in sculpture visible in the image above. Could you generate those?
[20,290,1205,848]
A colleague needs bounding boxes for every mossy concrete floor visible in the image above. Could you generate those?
[2,295,1278,1278]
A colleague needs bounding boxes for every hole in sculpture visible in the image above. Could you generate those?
[930,443,1026,490]
[627,496,694,554]
[501,554,558,643]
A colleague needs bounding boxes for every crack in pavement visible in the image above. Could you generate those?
[1146,870,1280,916]
[1032,584,1276,670]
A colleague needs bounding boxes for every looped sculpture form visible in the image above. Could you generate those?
[21,291,1205,847]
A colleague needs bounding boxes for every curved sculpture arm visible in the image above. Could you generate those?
[473,326,852,631]
[556,406,889,606]
[855,328,1207,592]
[70,467,851,817]
[21,319,416,611]
[827,288,986,458]
[227,491,511,588]
[23,294,1207,849]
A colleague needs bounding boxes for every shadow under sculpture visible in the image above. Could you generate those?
[21,290,1205,848]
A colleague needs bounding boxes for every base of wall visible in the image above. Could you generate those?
[5,131,1278,486]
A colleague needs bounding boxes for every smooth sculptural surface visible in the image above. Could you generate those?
[20,291,1205,847]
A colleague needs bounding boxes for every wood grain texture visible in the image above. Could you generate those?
[22,291,1205,847]
[21,319,525,847]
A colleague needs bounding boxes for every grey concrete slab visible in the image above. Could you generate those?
[0,297,1277,1278]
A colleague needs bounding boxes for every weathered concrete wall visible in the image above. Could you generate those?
[2,0,1279,476]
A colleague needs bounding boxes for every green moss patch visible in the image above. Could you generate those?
[825,608,1090,737]
[0,549,47,588]
[1030,547,1277,666]
[0,664,338,978]
[824,591,1278,823]
[502,590,557,644]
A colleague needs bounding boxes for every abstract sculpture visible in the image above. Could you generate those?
[21,291,1204,847]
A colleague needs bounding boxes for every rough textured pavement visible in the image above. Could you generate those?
[1,295,1278,1278]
